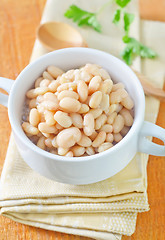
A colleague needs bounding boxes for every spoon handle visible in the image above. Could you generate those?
[132,68,165,101]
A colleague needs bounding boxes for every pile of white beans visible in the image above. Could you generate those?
[22,64,134,157]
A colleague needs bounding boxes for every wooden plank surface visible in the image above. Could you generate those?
[0,0,164,239]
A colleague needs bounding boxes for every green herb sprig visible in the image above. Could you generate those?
[64,0,157,65]
[64,5,101,32]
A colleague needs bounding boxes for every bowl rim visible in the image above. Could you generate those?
[8,47,145,163]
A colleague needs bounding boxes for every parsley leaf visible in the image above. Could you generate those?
[64,5,101,32]
[115,0,131,8]
[124,12,134,33]
[121,45,133,65]
[121,36,157,65]
[140,45,157,58]
[112,9,121,24]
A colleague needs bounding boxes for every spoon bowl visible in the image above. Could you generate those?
[37,21,87,51]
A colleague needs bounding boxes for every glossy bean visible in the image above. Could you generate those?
[113,114,124,133]
[92,131,106,148]
[71,146,85,157]
[98,142,113,152]
[83,113,94,136]
[59,97,81,112]
[88,76,101,95]
[70,113,83,128]
[89,91,102,108]
[43,71,54,80]
[29,108,40,127]
[54,111,72,128]
[77,80,88,102]
[95,114,107,130]
[120,108,134,126]
[22,122,39,135]
[56,127,81,148]
[77,133,92,147]
[57,90,79,101]
[38,122,57,134]
[47,65,64,78]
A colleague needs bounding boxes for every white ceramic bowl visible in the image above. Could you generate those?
[0,48,165,185]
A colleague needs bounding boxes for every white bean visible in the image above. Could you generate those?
[77,133,92,147]
[77,80,88,102]
[99,79,113,94]
[99,68,110,80]
[29,99,37,108]
[56,127,81,148]
[100,124,113,133]
[95,114,107,130]
[88,76,101,95]
[120,126,130,136]
[121,96,134,110]
[45,136,54,148]
[59,97,81,112]
[48,80,60,92]
[98,142,113,152]
[38,122,57,134]
[40,79,51,87]
[37,136,46,150]
[114,133,123,142]
[100,94,109,111]
[78,104,89,114]
[57,90,79,101]
[107,112,117,124]
[106,133,114,143]
[120,108,134,126]
[43,92,58,103]
[56,123,64,130]
[29,108,40,127]
[71,146,85,157]
[109,91,122,104]
[79,70,92,83]
[41,100,59,111]
[107,104,118,115]
[44,110,56,126]
[116,103,123,113]
[89,91,102,108]
[58,147,69,156]
[43,71,54,80]
[65,151,74,157]
[83,113,94,136]
[54,111,72,128]
[112,83,124,92]
[84,63,101,76]
[89,108,102,119]
[57,83,77,92]
[34,87,50,96]
[92,131,106,148]
[35,77,44,88]
[70,113,83,128]
[86,146,95,155]
[22,122,39,135]
[47,65,64,78]
[113,114,124,133]
[52,136,58,148]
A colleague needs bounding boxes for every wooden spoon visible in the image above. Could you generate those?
[37,21,165,101]
[132,68,165,101]
[37,21,87,51]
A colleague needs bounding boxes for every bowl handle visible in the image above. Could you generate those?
[0,77,14,107]
[138,121,165,156]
